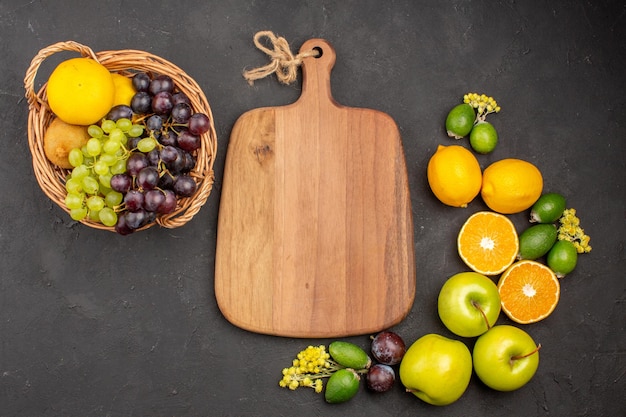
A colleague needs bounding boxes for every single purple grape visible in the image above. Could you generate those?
[149,74,175,95]
[124,209,148,230]
[131,91,152,114]
[159,128,177,147]
[145,114,163,133]
[110,173,132,193]
[158,189,177,214]
[173,175,197,197]
[132,72,151,92]
[187,113,211,135]
[136,166,159,190]
[124,190,144,212]
[144,189,166,212]
[115,214,134,235]
[171,91,191,106]
[151,91,173,116]
[106,105,133,121]
[171,102,192,123]
[176,129,201,152]
[160,145,179,164]
[126,153,149,177]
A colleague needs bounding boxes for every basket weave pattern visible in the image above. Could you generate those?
[24,41,217,231]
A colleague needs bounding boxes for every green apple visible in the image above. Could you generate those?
[399,333,472,406]
[438,271,501,337]
[473,325,540,391]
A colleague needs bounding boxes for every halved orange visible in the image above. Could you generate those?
[498,260,560,324]
[457,211,519,275]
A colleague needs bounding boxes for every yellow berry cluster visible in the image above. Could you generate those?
[558,208,592,253]
[464,93,501,121]
[279,345,338,393]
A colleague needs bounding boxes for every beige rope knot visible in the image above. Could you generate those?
[243,31,319,85]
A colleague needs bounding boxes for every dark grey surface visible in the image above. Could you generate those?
[1,1,625,416]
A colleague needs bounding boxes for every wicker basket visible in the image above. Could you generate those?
[24,41,217,232]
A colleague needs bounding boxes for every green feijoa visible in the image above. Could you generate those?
[547,240,578,278]
[530,193,567,223]
[329,341,372,370]
[469,121,498,154]
[324,368,360,404]
[446,103,476,139]
[518,224,558,260]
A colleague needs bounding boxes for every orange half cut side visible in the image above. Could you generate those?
[498,260,560,324]
[457,211,519,275]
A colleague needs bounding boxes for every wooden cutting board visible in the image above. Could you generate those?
[215,39,415,338]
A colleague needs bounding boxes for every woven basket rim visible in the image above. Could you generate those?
[24,40,217,232]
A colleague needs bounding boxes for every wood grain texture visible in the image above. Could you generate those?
[215,39,415,337]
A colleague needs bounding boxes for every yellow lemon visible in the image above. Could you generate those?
[47,57,115,125]
[111,73,136,106]
[427,144,482,208]
[481,158,543,214]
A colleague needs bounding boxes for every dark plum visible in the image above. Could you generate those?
[366,364,395,393]
[371,331,406,366]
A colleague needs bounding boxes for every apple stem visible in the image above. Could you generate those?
[510,343,542,364]
[471,300,492,331]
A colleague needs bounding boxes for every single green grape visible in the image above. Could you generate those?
[70,207,88,221]
[137,137,157,153]
[65,192,85,210]
[110,159,127,175]
[103,139,121,155]
[68,148,84,167]
[65,177,83,194]
[86,195,105,212]
[88,125,104,139]
[93,160,110,176]
[72,165,90,179]
[109,128,126,143]
[99,174,112,189]
[101,119,116,134]
[100,154,118,167]
[82,176,99,195]
[128,124,144,138]
[86,138,102,157]
[88,209,101,222]
[116,118,133,132]
[105,190,123,207]
[99,207,118,227]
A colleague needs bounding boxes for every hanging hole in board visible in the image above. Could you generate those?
[312,46,323,58]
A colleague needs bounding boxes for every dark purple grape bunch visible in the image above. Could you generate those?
[108,72,211,235]
[366,331,406,393]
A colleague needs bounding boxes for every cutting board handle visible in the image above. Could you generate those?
[298,39,337,106]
